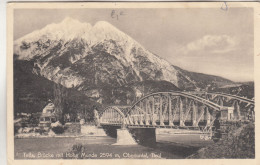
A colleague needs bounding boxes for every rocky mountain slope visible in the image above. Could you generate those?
[14,59,101,116]
[14,17,237,111]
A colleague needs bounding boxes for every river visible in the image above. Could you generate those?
[14,133,214,159]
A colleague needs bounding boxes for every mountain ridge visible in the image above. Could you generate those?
[14,18,236,106]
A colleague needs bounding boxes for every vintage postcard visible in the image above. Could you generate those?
[6,2,260,165]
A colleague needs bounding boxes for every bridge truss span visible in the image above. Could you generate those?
[125,92,223,128]
[99,106,126,126]
[100,91,254,130]
[185,91,255,120]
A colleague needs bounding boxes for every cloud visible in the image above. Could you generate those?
[179,35,239,54]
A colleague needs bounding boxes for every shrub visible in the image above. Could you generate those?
[51,126,64,134]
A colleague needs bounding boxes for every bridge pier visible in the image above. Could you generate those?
[115,128,137,145]
[102,125,156,146]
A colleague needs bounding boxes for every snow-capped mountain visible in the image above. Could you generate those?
[14,17,233,101]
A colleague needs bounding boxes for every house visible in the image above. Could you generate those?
[38,101,57,127]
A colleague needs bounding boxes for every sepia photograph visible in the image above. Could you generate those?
[6,2,259,163]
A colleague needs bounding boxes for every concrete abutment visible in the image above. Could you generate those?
[102,125,156,146]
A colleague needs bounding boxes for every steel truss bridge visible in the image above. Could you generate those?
[99,91,254,132]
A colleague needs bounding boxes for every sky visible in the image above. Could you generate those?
[14,8,254,82]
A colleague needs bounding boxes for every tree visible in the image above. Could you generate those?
[53,83,68,123]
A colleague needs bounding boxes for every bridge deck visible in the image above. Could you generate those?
[100,123,209,130]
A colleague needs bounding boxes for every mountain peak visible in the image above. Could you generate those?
[92,20,126,37]
[14,19,124,45]
[94,21,114,28]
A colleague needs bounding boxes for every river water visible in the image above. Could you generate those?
[14,133,214,159]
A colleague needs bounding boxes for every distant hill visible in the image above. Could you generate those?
[173,65,234,90]
[213,82,254,99]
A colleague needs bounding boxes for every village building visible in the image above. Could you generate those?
[38,100,57,127]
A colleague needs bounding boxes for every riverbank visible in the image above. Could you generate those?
[187,122,255,158]
[15,125,107,139]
